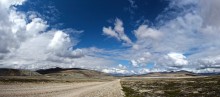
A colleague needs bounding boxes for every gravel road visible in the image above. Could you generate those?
[0,79,124,97]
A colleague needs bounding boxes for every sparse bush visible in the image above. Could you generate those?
[121,76,220,97]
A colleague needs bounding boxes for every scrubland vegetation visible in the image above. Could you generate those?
[121,76,220,97]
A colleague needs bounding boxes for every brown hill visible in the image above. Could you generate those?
[36,67,112,78]
[0,68,41,76]
[138,70,198,77]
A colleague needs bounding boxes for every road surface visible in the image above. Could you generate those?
[0,79,124,97]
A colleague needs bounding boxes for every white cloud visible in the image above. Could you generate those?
[114,19,124,34]
[118,64,127,69]
[101,64,129,74]
[103,27,119,39]
[9,10,27,34]
[0,1,27,55]
[0,0,118,71]
[166,52,188,66]
[102,0,220,73]
[199,0,220,27]
[2,0,220,74]
[26,18,48,35]
[0,0,26,8]
[131,0,220,71]
[134,25,162,40]
[103,18,132,45]
[48,31,70,50]
[102,68,128,74]
[130,52,152,67]
[131,60,138,67]
[137,68,150,74]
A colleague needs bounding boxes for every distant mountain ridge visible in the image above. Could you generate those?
[36,67,86,74]
[0,68,41,76]
[136,70,199,77]
[1,68,220,77]
[0,67,112,79]
[35,67,112,78]
[134,70,220,77]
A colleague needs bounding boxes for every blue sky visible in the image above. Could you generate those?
[18,0,169,49]
[1,0,220,74]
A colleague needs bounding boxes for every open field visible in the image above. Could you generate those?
[0,68,124,97]
[0,78,124,97]
[121,76,220,97]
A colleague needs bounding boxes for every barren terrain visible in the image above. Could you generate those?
[0,79,124,97]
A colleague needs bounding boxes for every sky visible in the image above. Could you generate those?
[0,0,220,74]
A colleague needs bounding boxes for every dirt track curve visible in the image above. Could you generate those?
[0,79,124,97]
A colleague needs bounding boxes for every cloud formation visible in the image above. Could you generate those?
[102,64,128,74]
[165,52,188,67]
[0,0,116,71]
[103,18,132,45]
[102,0,220,73]
[1,0,220,74]
[134,25,162,40]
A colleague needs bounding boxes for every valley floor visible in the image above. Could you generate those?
[1,76,220,97]
[0,79,124,97]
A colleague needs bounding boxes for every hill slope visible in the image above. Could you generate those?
[0,68,41,76]
[36,67,112,78]
[138,70,198,77]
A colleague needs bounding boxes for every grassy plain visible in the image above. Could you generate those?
[121,76,220,97]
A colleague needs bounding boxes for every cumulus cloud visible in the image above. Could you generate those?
[103,18,132,45]
[134,25,162,40]
[102,64,128,74]
[102,68,128,74]
[102,0,220,73]
[0,0,116,70]
[0,0,26,8]
[118,64,127,69]
[48,31,71,50]
[130,52,152,67]
[166,52,188,66]
[0,0,27,55]
[26,18,48,35]
[1,0,220,74]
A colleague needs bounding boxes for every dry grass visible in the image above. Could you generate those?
[121,76,220,97]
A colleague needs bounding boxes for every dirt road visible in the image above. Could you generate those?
[0,79,124,97]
